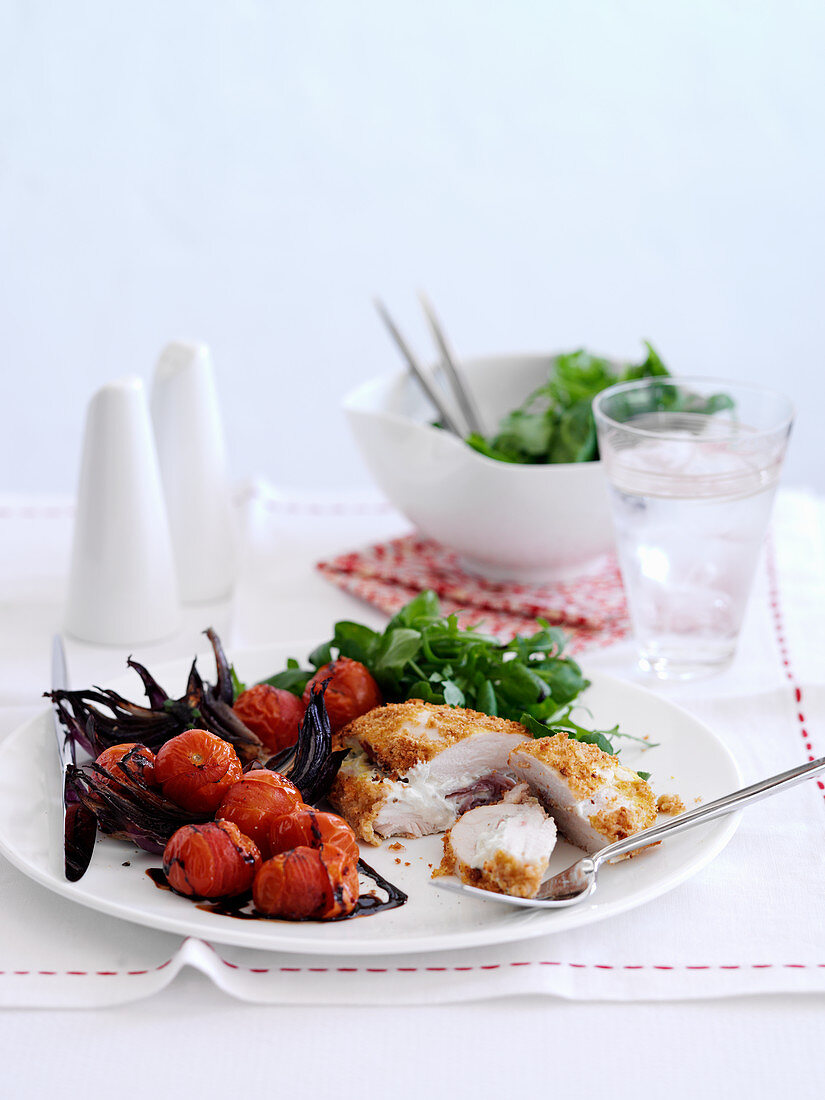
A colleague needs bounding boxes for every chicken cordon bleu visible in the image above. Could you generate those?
[435,785,558,898]
[328,701,530,845]
[508,733,656,853]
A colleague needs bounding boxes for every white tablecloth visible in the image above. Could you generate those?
[1,483,823,1097]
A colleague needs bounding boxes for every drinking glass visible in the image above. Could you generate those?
[592,377,793,679]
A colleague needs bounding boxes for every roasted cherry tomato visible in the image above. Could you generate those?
[233,684,306,754]
[163,820,261,899]
[94,743,156,788]
[258,808,360,919]
[315,844,360,918]
[217,770,304,858]
[302,657,382,732]
[153,729,243,814]
[268,807,359,864]
[252,844,358,920]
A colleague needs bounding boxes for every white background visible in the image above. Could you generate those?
[1,0,823,494]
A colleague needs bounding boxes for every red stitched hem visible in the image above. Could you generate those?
[3,959,823,977]
[766,538,822,785]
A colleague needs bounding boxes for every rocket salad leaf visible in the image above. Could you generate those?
[465,341,733,465]
[466,342,667,465]
[262,591,647,755]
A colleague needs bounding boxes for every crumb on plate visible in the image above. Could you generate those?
[657,793,686,816]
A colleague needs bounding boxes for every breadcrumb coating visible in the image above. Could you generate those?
[510,732,657,846]
[435,828,547,898]
[326,770,392,846]
[510,731,621,801]
[335,700,529,777]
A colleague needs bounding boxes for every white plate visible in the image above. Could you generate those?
[0,643,740,955]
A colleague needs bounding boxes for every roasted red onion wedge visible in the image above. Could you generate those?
[71,751,212,855]
[47,629,265,764]
[266,682,349,805]
[60,637,349,853]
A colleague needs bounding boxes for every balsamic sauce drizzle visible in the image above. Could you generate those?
[351,858,408,916]
[145,857,407,922]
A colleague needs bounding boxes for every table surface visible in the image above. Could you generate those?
[1,485,823,1100]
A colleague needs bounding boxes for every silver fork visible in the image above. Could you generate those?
[433,754,825,908]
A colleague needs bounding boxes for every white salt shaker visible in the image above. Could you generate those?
[150,341,237,603]
[65,377,181,645]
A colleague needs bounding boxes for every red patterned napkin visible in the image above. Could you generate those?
[316,534,629,653]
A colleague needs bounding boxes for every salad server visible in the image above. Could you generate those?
[373,297,464,436]
[434,753,825,908]
[417,291,482,435]
[52,635,96,881]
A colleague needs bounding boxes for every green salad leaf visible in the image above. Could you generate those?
[466,341,734,466]
[466,342,667,465]
[229,664,247,702]
[262,591,651,756]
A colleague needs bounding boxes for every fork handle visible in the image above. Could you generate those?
[593,754,825,866]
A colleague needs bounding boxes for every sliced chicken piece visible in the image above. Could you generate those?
[328,701,529,845]
[436,786,558,898]
[508,732,656,853]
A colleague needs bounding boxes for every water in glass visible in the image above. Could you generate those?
[606,413,782,678]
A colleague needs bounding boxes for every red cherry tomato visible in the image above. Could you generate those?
[268,808,359,864]
[163,820,261,899]
[217,771,304,858]
[233,684,306,754]
[316,844,360,918]
[302,657,382,732]
[94,743,156,788]
[154,729,243,814]
[252,844,359,920]
[252,846,332,919]
[258,807,360,919]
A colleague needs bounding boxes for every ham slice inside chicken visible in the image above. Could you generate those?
[371,731,528,838]
[329,702,530,844]
[329,704,656,877]
[437,734,658,896]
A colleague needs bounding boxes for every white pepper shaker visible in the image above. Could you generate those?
[150,341,237,603]
[65,377,181,644]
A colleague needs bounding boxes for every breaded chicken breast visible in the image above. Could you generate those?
[508,733,656,853]
[328,701,529,845]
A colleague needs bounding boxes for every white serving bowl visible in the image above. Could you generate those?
[344,354,615,581]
